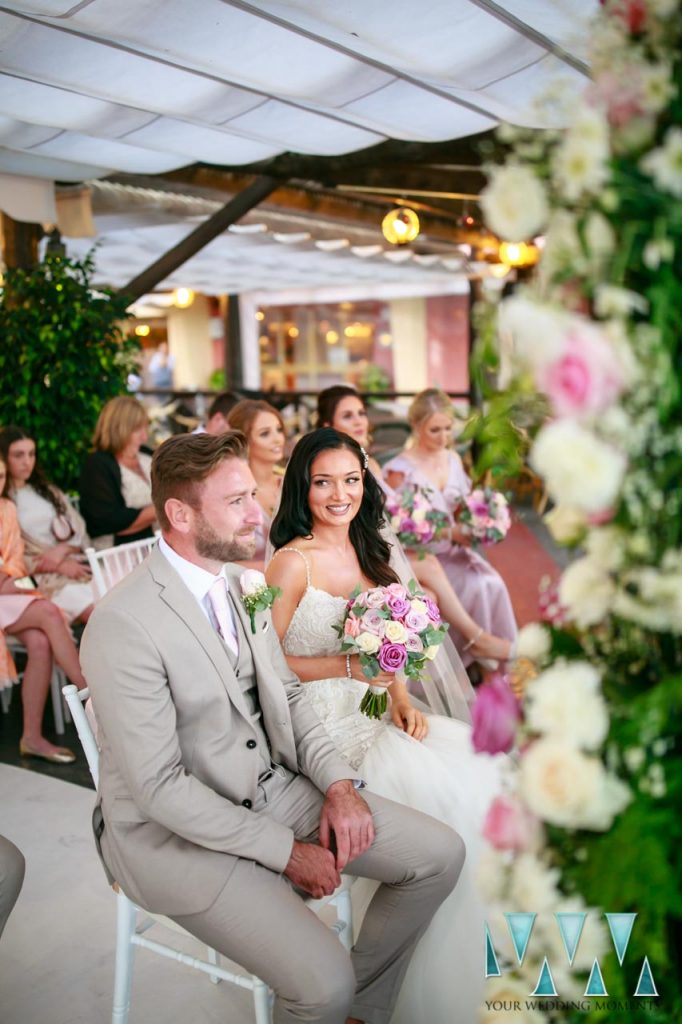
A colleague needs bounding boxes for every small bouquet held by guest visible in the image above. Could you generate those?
[457,487,511,547]
[335,580,449,719]
[384,485,449,557]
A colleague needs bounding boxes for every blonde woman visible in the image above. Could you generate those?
[227,399,286,568]
[317,386,513,664]
[79,396,157,549]
[385,388,517,657]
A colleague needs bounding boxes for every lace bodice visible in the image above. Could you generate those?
[280,554,386,770]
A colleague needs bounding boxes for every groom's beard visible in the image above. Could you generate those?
[194,512,257,562]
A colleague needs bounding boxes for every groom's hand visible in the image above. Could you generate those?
[283,840,340,898]
[320,780,374,870]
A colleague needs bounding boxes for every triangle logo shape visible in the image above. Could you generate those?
[584,958,608,997]
[530,957,557,997]
[485,923,501,977]
[505,912,536,965]
[634,957,658,997]
[605,913,636,965]
[555,912,587,966]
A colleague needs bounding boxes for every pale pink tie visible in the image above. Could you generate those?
[207,577,239,657]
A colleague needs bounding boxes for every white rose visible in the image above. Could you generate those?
[531,420,626,515]
[543,505,587,545]
[594,285,648,319]
[641,126,682,199]
[558,557,615,629]
[520,739,628,830]
[390,514,402,530]
[557,557,614,626]
[480,163,549,241]
[356,632,381,655]
[585,526,626,572]
[509,852,561,913]
[475,846,509,903]
[410,599,427,614]
[498,296,565,369]
[384,621,407,643]
[552,104,609,202]
[526,661,609,750]
[479,977,548,1024]
[515,623,551,663]
[411,508,427,523]
[239,569,266,596]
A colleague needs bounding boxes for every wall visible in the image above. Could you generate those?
[166,295,213,389]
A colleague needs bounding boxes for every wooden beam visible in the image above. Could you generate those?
[119,175,280,303]
[1,213,42,270]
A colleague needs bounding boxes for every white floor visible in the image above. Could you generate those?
[0,764,259,1024]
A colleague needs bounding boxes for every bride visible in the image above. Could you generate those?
[265,428,504,1024]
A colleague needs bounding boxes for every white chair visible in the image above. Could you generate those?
[63,684,353,1024]
[86,536,159,600]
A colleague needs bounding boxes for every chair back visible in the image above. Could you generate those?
[86,536,158,599]
[62,685,99,787]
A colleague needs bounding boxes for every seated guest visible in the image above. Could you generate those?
[0,426,94,624]
[227,399,285,568]
[0,452,86,763]
[0,834,24,940]
[79,396,157,549]
[195,391,242,435]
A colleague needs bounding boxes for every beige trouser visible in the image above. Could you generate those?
[171,771,465,1024]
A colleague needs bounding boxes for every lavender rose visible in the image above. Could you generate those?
[404,609,429,631]
[388,595,412,618]
[423,597,441,623]
[378,642,408,673]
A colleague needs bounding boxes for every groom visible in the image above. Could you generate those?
[81,431,464,1024]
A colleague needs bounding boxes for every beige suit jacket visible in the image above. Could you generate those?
[80,546,353,916]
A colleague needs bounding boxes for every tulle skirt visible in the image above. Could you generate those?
[355,716,505,1024]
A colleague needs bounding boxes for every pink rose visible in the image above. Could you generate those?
[361,609,387,637]
[378,642,408,673]
[471,673,521,755]
[344,616,360,638]
[482,793,543,852]
[386,583,408,598]
[405,632,424,653]
[364,590,388,609]
[404,609,429,632]
[423,597,441,623]
[538,325,624,418]
[387,595,411,618]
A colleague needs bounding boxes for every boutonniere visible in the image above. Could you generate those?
[239,570,281,634]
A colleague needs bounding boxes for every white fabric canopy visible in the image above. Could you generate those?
[0,1,596,182]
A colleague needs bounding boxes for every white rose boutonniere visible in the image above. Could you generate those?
[239,570,281,634]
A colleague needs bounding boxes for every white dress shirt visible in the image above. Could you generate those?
[158,536,236,638]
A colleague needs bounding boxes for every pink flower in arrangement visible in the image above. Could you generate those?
[405,609,430,632]
[364,589,388,609]
[482,793,543,853]
[378,642,408,673]
[537,324,625,418]
[344,616,361,638]
[361,609,387,637]
[423,598,441,623]
[386,583,408,598]
[387,594,412,618]
[405,632,424,653]
[471,673,522,755]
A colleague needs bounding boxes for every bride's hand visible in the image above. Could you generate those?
[390,699,429,741]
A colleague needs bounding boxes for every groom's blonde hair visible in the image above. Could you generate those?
[151,431,247,530]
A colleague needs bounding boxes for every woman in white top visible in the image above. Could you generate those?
[0,425,94,623]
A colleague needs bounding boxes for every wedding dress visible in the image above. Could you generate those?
[281,550,504,1024]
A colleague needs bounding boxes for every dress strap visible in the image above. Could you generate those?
[272,546,312,587]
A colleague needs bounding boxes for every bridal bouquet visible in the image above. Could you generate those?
[457,487,511,547]
[335,579,449,719]
[384,485,449,557]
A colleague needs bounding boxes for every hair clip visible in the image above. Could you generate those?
[359,445,369,469]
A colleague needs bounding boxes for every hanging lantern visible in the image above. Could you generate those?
[382,207,420,245]
[498,241,539,268]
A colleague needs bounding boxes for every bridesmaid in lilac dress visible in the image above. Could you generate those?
[385,389,517,660]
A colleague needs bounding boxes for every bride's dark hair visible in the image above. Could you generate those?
[271,428,399,588]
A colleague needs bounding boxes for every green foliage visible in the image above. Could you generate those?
[358,362,390,397]
[208,368,226,390]
[0,251,137,489]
